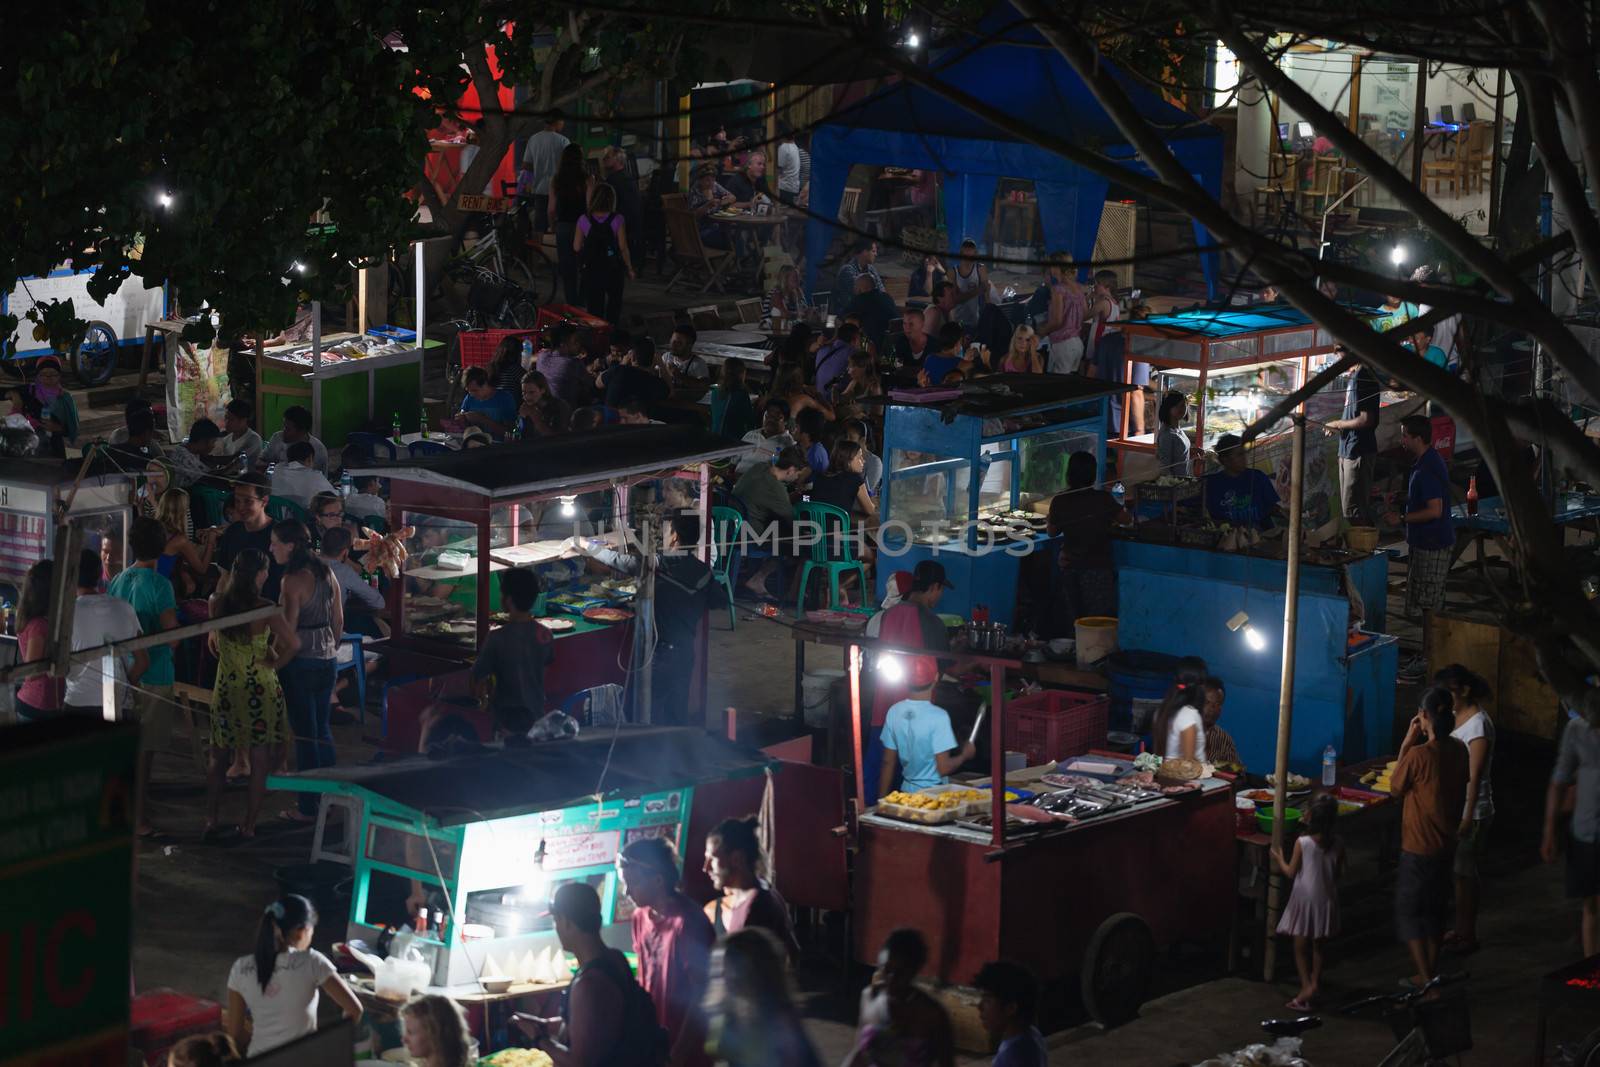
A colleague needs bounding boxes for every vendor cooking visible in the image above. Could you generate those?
[1205,433,1284,532]
[879,655,976,798]
[866,560,955,805]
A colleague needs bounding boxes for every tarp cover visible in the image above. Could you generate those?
[279,726,776,826]
[804,1,1223,296]
[1128,304,1385,339]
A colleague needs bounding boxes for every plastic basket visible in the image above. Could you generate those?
[1003,689,1110,766]
[457,328,537,371]
[131,988,222,1065]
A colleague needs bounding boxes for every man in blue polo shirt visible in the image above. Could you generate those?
[1386,414,1455,678]
[1205,433,1282,531]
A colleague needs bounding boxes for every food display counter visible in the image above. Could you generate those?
[257,327,431,447]
[1117,303,1381,451]
[876,375,1132,625]
[0,460,132,590]
[348,425,749,721]
[268,727,774,1009]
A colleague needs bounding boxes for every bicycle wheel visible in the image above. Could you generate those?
[72,321,119,386]
[507,296,539,330]
[1577,1025,1600,1067]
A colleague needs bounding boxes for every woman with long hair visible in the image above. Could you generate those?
[710,358,757,441]
[760,364,834,423]
[811,439,878,525]
[548,143,591,305]
[400,995,474,1067]
[155,487,217,598]
[998,324,1044,374]
[14,559,63,721]
[1155,390,1191,476]
[763,265,809,327]
[166,1033,241,1067]
[270,520,343,824]
[226,895,360,1056]
[205,550,295,841]
[1435,662,1495,952]
[702,815,801,959]
[1150,655,1210,761]
[573,183,635,324]
[707,928,822,1067]
[489,335,527,394]
[837,350,882,413]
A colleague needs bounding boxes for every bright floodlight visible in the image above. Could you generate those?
[906,32,920,48]
[292,261,307,274]
[1389,245,1407,266]
[1244,625,1266,652]
[877,653,904,682]
[560,496,577,517]
[157,192,174,208]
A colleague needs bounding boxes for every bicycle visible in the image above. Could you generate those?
[1340,972,1472,1067]
[448,186,558,307]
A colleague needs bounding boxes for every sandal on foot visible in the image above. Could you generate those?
[1286,997,1312,1012]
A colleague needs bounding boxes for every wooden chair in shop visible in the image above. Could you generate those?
[1423,132,1462,198]
[1299,155,1347,216]
[687,304,723,329]
[792,501,869,618]
[1252,152,1297,227]
[1459,121,1493,195]
[734,298,764,325]
[663,193,733,294]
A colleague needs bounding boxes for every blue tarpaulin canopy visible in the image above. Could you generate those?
[804,3,1223,298]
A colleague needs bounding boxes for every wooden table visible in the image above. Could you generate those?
[694,342,771,370]
[694,329,769,347]
[139,318,190,391]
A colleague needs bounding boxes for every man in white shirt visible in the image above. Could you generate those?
[213,398,264,468]
[62,549,148,715]
[344,477,388,525]
[661,325,709,381]
[261,405,329,472]
[737,400,797,474]
[271,441,337,509]
[775,123,803,205]
[520,110,570,232]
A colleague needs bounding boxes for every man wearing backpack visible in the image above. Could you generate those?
[572,184,636,325]
[513,882,669,1066]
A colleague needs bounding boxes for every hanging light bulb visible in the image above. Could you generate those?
[876,653,904,682]
[906,32,920,48]
[1243,625,1266,652]
[560,496,577,517]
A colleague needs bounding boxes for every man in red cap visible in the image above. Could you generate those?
[880,655,975,797]
[866,560,954,804]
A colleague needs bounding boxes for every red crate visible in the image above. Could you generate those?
[130,988,222,1065]
[1002,688,1110,766]
[457,328,537,371]
[536,304,612,355]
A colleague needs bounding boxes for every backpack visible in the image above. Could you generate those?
[566,950,670,1066]
[581,212,621,275]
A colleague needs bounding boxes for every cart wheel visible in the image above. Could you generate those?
[72,320,119,386]
[1080,912,1155,1028]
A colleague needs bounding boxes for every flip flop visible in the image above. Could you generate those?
[1286,997,1312,1012]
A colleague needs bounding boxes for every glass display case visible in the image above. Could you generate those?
[876,376,1126,624]
[0,463,131,594]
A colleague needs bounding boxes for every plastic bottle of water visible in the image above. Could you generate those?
[1111,481,1126,506]
[1322,744,1337,787]
[340,469,354,498]
[521,337,534,370]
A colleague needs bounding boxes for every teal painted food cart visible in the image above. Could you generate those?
[269,726,774,990]
[876,375,1132,624]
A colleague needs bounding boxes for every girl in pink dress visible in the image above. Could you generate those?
[1272,794,1342,1010]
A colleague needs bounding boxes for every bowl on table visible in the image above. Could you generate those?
[1255,806,1302,836]
[478,975,514,994]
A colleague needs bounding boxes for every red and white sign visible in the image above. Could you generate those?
[541,829,620,872]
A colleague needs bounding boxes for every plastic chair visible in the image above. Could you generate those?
[191,484,229,527]
[336,633,369,722]
[266,496,311,524]
[792,501,868,617]
[710,506,743,630]
[408,439,452,457]
[344,431,397,465]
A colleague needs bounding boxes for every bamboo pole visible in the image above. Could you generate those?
[1263,414,1306,982]
[0,605,279,686]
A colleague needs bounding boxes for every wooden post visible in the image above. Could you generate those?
[46,525,82,684]
[358,265,389,335]
[1263,414,1307,981]
[677,94,693,191]
[848,644,865,815]
[1489,68,1507,234]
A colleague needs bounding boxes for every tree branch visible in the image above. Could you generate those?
[464,43,503,122]
[1515,72,1600,300]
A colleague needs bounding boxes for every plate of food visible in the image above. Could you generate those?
[1266,771,1313,793]
[583,606,634,623]
[1240,788,1278,805]
[535,616,576,632]
[1155,757,1204,783]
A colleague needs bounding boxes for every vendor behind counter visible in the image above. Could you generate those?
[1205,433,1282,532]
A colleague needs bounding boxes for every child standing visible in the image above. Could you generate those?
[1272,794,1342,1011]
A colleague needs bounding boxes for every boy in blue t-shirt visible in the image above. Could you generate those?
[459,366,518,438]
[1205,433,1282,531]
[1385,414,1455,678]
[879,656,975,797]
[976,961,1048,1067]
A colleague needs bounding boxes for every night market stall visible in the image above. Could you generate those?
[0,460,132,592]
[346,425,748,747]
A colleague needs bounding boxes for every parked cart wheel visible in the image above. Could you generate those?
[1081,911,1155,1027]
[72,320,119,386]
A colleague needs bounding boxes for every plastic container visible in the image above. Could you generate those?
[1256,806,1302,835]
[1106,649,1181,733]
[801,668,847,729]
[1002,688,1110,767]
[1234,795,1257,834]
[1346,526,1380,554]
[131,989,222,1065]
[1074,616,1119,668]
[457,328,538,371]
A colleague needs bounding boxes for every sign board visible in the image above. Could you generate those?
[454,194,514,214]
[4,268,167,359]
[542,828,621,872]
[0,720,139,1066]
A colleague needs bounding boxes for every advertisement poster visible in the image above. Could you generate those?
[164,340,230,446]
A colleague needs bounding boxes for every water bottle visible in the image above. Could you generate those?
[1111,481,1126,506]
[1,598,13,636]
[1321,744,1337,787]
[237,451,249,475]
[521,337,534,370]
[340,469,354,498]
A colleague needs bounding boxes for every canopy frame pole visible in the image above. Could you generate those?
[1264,412,1306,981]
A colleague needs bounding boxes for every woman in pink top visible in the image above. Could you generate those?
[999,325,1043,374]
[1042,256,1087,374]
[14,559,65,721]
[572,184,635,325]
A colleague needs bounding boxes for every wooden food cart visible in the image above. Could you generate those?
[876,375,1131,625]
[348,425,748,741]
[0,460,132,591]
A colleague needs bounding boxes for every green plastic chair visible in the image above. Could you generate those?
[793,500,868,617]
[352,513,388,534]
[710,506,743,630]
[191,484,229,527]
[267,495,311,524]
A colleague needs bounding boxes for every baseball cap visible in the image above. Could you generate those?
[911,560,953,591]
[908,656,939,689]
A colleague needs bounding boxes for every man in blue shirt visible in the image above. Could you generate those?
[459,366,517,438]
[879,656,975,797]
[975,961,1048,1067]
[1325,355,1382,526]
[1205,433,1282,531]
[1385,414,1455,678]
